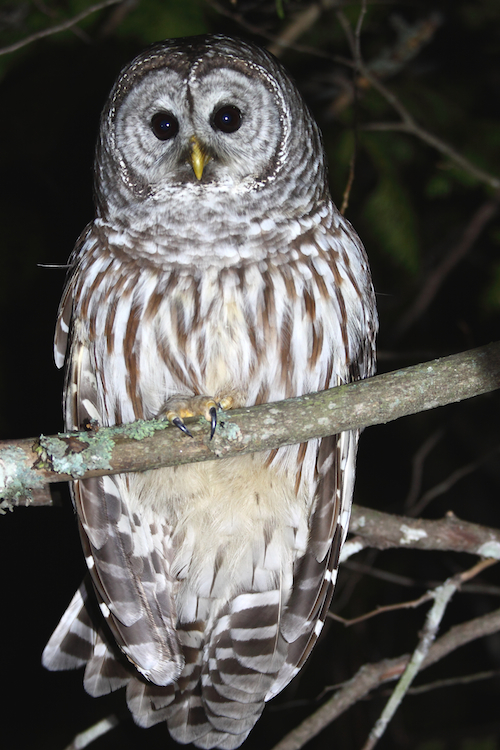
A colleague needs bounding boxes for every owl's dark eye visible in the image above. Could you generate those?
[211,105,242,134]
[151,111,179,141]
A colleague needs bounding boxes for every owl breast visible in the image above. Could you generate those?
[72,210,368,430]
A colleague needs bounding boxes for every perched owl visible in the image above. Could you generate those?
[43,35,377,748]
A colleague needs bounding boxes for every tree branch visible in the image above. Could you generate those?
[0,0,122,56]
[395,193,500,336]
[1,341,499,509]
[334,11,500,192]
[359,111,500,192]
[348,504,500,559]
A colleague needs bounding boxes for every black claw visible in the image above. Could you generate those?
[172,416,193,438]
[209,406,217,440]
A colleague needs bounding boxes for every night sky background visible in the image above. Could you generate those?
[1,2,500,749]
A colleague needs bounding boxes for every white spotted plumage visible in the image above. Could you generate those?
[43,35,377,748]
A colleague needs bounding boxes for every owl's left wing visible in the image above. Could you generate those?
[47,261,184,688]
[268,429,358,699]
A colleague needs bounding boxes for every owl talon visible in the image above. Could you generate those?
[172,416,193,438]
[209,406,217,440]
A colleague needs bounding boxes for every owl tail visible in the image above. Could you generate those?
[42,579,130,696]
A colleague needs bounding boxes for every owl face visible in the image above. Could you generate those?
[113,64,287,189]
[96,36,325,224]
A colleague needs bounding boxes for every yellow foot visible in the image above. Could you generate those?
[160,395,234,439]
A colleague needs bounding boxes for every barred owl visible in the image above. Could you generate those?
[43,35,377,748]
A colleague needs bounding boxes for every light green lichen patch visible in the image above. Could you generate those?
[0,446,45,510]
[40,432,113,478]
[40,419,170,479]
[115,418,168,440]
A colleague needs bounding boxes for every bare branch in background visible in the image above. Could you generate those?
[0,0,122,56]
[395,193,500,337]
[63,715,119,750]
[271,602,500,750]
[403,429,444,512]
[349,504,500,558]
[360,559,497,750]
[408,446,499,518]
[330,590,433,627]
[333,10,500,191]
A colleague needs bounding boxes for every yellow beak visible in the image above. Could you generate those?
[190,136,211,180]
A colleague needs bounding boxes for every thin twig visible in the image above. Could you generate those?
[338,0,367,215]
[266,2,324,58]
[409,446,499,517]
[353,0,367,62]
[63,714,119,750]
[329,591,432,626]
[340,558,500,598]
[360,558,497,750]
[340,149,356,215]
[334,9,500,192]
[361,120,500,191]
[406,669,500,696]
[0,0,121,56]
[404,429,444,512]
[396,192,500,336]
[205,0,343,62]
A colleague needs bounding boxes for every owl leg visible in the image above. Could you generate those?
[160,395,234,439]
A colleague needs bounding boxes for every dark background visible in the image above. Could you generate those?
[1,1,500,749]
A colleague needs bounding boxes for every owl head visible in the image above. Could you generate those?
[94,35,327,224]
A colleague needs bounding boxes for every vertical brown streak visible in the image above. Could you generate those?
[114,401,123,425]
[144,288,164,322]
[278,265,297,395]
[186,363,202,395]
[264,447,279,468]
[310,321,324,368]
[344,259,363,301]
[88,307,96,343]
[123,296,144,419]
[174,298,188,350]
[262,269,276,335]
[196,331,206,365]
[79,259,113,319]
[336,285,349,359]
[282,265,298,303]
[330,259,349,362]
[192,277,202,332]
[103,273,129,356]
[311,258,329,299]
[279,305,293,396]
[304,278,322,368]
[255,381,270,406]
[303,287,316,322]
[323,357,334,391]
[157,336,191,391]
[294,441,308,495]
[247,320,258,360]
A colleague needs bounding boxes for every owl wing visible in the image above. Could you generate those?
[268,430,358,699]
[47,276,184,687]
